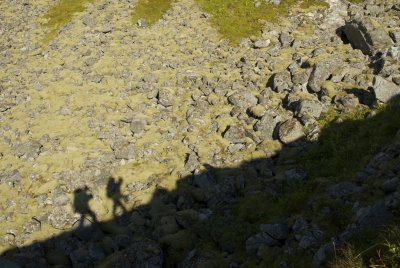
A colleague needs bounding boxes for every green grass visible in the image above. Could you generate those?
[41,0,95,44]
[195,0,328,44]
[330,225,400,268]
[42,0,329,44]
[131,0,174,26]
[130,0,328,43]
[299,101,400,179]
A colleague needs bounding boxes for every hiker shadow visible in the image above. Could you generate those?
[106,177,128,217]
[73,186,98,226]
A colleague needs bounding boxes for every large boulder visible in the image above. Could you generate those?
[373,76,400,103]
[228,90,258,110]
[308,57,343,93]
[269,71,293,93]
[254,110,282,140]
[295,100,323,119]
[277,118,305,145]
[343,17,393,55]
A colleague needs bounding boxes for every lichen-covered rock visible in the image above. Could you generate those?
[228,90,258,110]
[277,118,304,145]
[343,17,394,55]
[295,100,323,119]
[223,125,249,144]
[308,57,343,93]
[254,110,281,140]
[12,140,42,160]
[373,76,400,103]
[270,70,293,93]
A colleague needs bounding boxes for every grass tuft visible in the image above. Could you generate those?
[330,225,400,268]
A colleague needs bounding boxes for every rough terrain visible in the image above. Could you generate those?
[0,0,400,267]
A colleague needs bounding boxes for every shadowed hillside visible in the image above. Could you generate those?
[1,98,400,267]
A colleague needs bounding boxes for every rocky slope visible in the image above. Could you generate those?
[0,0,400,267]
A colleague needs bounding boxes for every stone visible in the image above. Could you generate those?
[356,203,393,229]
[269,71,292,93]
[387,46,400,64]
[285,168,307,181]
[254,110,281,140]
[295,100,323,119]
[137,19,147,27]
[184,153,200,172]
[48,207,71,230]
[279,32,293,48]
[343,17,394,55]
[292,217,323,249]
[223,126,248,144]
[130,119,146,136]
[333,94,359,111]
[246,234,268,255]
[157,88,174,107]
[277,119,304,145]
[228,90,258,110]
[308,57,343,93]
[53,188,69,206]
[381,177,400,193]
[12,140,42,160]
[267,0,281,5]
[291,68,311,87]
[373,76,400,103]
[22,219,41,234]
[389,30,400,44]
[112,140,135,160]
[0,170,21,187]
[254,39,270,49]
[260,223,289,242]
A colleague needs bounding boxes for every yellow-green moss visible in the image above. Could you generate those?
[41,0,95,44]
[195,0,328,44]
[131,0,174,26]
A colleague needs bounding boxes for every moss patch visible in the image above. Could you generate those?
[195,0,328,44]
[41,0,95,44]
[131,0,174,26]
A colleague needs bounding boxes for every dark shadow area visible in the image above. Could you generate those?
[1,97,400,267]
[335,26,350,45]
